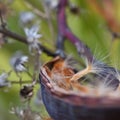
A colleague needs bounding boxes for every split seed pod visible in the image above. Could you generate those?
[40,56,120,120]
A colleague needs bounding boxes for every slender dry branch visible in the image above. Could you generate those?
[57,0,94,62]
[0,28,27,43]
[11,80,34,84]
[0,27,56,57]
[25,1,48,19]
[41,1,55,41]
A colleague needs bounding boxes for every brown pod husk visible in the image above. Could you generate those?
[40,57,120,120]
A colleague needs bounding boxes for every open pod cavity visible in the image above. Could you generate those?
[40,56,120,120]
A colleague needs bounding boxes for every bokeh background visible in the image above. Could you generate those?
[0,0,120,119]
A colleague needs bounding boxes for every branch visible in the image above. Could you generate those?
[57,0,94,62]
[24,1,48,19]
[11,80,34,84]
[0,27,56,57]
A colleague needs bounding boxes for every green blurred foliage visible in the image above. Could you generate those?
[0,0,120,119]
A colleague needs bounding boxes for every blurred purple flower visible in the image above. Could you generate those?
[24,25,42,54]
[10,52,28,72]
[20,12,35,24]
[10,106,42,120]
[44,0,59,8]
[0,72,11,87]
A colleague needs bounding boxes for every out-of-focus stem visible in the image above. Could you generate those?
[57,0,94,62]
[0,27,56,57]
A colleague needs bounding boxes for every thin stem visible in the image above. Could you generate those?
[0,28,27,43]
[42,1,55,41]
[55,32,65,57]
[32,52,40,81]
[57,0,94,62]
[11,80,34,84]
[25,71,33,78]
[25,1,48,19]
[0,11,6,28]
[0,27,56,57]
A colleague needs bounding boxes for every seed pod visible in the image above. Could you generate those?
[40,57,120,120]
